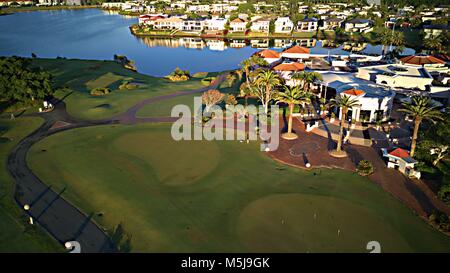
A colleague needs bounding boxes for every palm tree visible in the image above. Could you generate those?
[398,96,443,157]
[254,69,282,114]
[329,95,360,156]
[276,86,310,139]
[424,36,443,53]
[291,72,304,87]
[293,71,323,94]
[239,56,268,88]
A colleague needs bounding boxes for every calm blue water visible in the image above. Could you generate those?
[0,9,414,76]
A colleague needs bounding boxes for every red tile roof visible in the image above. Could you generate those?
[282,45,310,54]
[342,89,365,96]
[273,62,305,71]
[255,49,281,59]
[389,148,410,158]
[400,55,445,65]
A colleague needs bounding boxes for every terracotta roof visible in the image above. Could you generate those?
[389,148,410,158]
[433,54,450,62]
[231,18,246,23]
[256,49,281,59]
[282,45,310,54]
[273,62,305,71]
[342,89,365,96]
[400,55,445,65]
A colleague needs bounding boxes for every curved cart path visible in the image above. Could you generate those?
[6,73,227,253]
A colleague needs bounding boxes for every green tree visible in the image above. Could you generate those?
[252,69,282,114]
[276,85,310,139]
[398,96,443,158]
[329,95,359,155]
[0,57,53,105]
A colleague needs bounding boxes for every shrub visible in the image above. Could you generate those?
[429,210,450,232]
[167,67,191,82]
[225,94,237,106]
[90,87,110,96]
[357,160,374,176]
[201,77,216,86]
[118,81,139,90]
[438,184,450,206]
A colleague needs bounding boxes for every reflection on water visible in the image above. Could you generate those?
[137,36,414,57]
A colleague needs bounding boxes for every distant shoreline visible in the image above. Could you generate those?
[1,5,99,13]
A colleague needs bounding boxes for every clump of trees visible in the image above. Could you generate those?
[201,76,216,86]
[357,160,375,176]
[0,56,53,110]
[167,67,191,82]
[201,89,224,114]
[429,210,450,233]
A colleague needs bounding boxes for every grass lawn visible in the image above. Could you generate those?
[31,58,211,120]
[27,123,450,252]
[0,117,61,252]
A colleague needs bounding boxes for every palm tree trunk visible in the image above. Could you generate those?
[265,85,270,114]
[288,103,294,134]
[337,110,346,152]
[410,118,421,157]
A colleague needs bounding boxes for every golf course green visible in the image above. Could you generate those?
[27,123,450,252]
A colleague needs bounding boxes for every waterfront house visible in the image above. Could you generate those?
[254,49,281,64]
[281,45,310,60]
[272,62,306,86]
[250,17,271,34]
[153,17,183,30]
[182,18,206,32]
[204,18,227,32]
[344,18,373,33]
[274,17,294,34]
[381,148,421,179]
[229,18,248,33]
[321,18,343,30]
[297,17,318,32]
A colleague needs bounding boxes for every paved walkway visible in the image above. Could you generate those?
[269,118,450,220]
[6,73,227,253]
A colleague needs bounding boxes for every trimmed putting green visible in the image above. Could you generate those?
[31,58,211,120]
[27,123,450,252]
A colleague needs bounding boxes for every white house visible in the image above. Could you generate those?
[152,17,183,30]
[229,18,247,33]
[182,18,206,32]
[250,17,271,33]
[345,18,373,33]
[274,17,294,34]
[297,17,318,32]
[204,18,227,32]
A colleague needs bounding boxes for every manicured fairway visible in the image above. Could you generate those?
[0,117,61,252]
[28,123,450,252]
[31,59,212,120]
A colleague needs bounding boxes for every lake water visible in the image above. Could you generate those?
[0,8,415,77]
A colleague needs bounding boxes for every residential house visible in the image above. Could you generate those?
[204,18,227,32]
[344,18,373,33]
[153,17,183,30]
[250,17,271,34]
[229,18,247,33]
[274,17,294,34]
[297,17,318,32]
[281,45,310,60]
[254,49,281,64]
[321,18,343,30]
[182,18,206,32]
